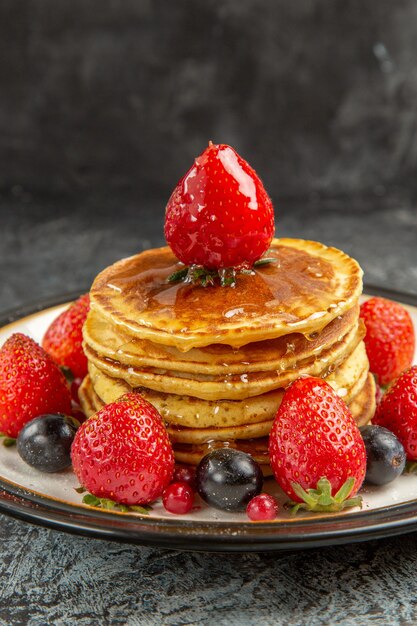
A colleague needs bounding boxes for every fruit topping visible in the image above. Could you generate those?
[71,392,174,505]
[17,413,79,473]
[246,493,279,521]
[42,294,90,379]
[360,297,415,386]
[360,424,406,485]
[195,448,263,512]
[269,376,366,512]
[163,482,194,514]
[164,142,275,274]
[172,465,196,490]
[373,366,417,460]
[0,333,72,438]
[70,377,83,404]
[71,407,87,425]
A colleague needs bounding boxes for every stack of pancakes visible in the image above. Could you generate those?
[79,238,375,475]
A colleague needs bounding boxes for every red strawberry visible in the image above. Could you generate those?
[42,294,90,378]
[0,333,72,438]
[71,393,175,505]
[373,366,417,459]
[268,377,366,512]
[360,297,415,386]
[164,142,275,270]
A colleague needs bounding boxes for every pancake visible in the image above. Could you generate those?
[83,304,359,375]
[171,374,376,467]
[83,324,365,401]
[87,362,287,428]
[165,372,376,446]
[82,236,373,478]
[79,377,274,467]
[89,238,363,351]
[165,419,274,444]
[86,340,369,429]
[79,370,375,475]
[79,374,102,416]
[348,373,376,427]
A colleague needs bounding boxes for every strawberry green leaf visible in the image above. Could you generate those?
[2,438,16,447]
[253,257,277,267]
[74,485,87,494]
[60,365,75,385]
[81,492,152,514]
[287,477,362,514]
[405,461,417,474]
[83,494,101,507]
[168,267,188,283]
[219,268,237,287]
[0,433,16,447]
[130,505,152,514]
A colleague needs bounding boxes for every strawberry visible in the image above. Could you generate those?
[71,393,175,505]
[360,297,415,386]
[42,294,90,379]
[268,377,366,513]
[373,366,417,459]
[0,333,72,438]
[164,142,275,270]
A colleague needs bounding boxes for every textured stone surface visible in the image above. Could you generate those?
[0,513,417,626]
[0,195,417,625]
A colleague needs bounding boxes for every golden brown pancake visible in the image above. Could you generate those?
[83,324,365,401]
[79,370,375,475]
[86,338,369,429]
[348,373,376,427]
[83,304,359,375]
[171,374,375,467]
[85,342,371,429]
[89,238,363,351]
[81,237,373,477]
[87,362,287,427]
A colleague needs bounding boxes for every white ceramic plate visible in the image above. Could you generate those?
[0,288,416,552]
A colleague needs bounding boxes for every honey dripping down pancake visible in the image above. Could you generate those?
[84,342,371,431]
[84,304,360,375]
[83,323,366,401]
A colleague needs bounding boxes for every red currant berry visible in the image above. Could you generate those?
[375,383,384,406]
[163,482,194,515]
[71,407,86,425]
[246,493,278,521]
[71,377,83,404]
[172,465,196,490]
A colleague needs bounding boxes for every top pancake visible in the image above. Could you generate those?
[90,238,363,352]
[83,304,359,375]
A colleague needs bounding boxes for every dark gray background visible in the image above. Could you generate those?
[2,0,417,200]
[1,2,417,625]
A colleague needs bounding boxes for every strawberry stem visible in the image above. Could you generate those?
[286,477,362,515]
[167,257,277,287]
[168,267,188,283]
[253,257,277,267]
